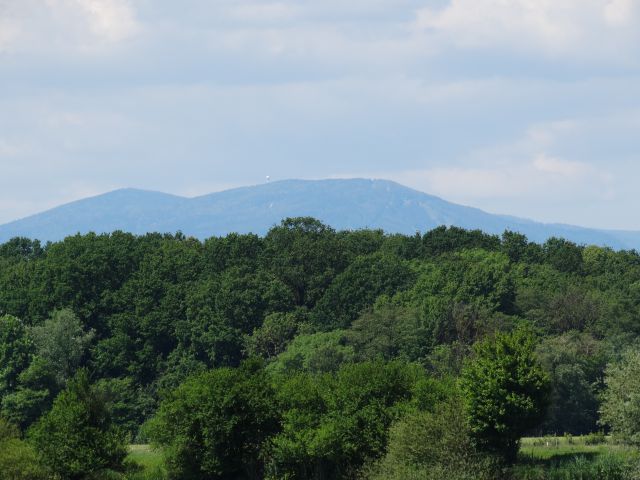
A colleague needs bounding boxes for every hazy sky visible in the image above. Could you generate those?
[1,0,640,229]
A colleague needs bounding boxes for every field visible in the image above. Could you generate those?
[127,445,166,479]
[514,436,639,479]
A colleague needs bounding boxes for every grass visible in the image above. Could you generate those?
[126,445,166,479]
[520,435,632,460]
[124,439,638,480]
[514,436,639,480]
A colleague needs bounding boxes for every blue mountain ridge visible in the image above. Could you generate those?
[1,178,639,250]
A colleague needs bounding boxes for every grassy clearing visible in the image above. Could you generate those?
[125,439,639,480]
[514,436,639,480]
[520,435,634,460]
[126,445,166,479]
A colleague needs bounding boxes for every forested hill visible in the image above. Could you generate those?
[2,220,640,479]
[1,178,639,249]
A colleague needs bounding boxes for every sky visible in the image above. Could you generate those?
[1,0,640,229]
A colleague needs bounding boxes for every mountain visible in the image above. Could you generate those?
[1,178,639,249]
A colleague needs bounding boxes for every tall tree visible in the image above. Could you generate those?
[461,328,550,462]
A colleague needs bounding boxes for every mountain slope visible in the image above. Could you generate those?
[1,179,638,249]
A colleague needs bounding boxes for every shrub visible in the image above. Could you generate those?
[29,370,127,479]
[0,417,46,480]
[148,359,279,480]
[583,431,607,445]
[364,396,501,480]
[267,360,422,480]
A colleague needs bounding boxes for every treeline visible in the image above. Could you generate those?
[2,218,640,479]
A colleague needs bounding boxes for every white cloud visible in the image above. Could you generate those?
[378,154,614,209]
[226,3,297,23]
[0,139,24,157]
[71,0,139,43]
[0,18,19,52]
[415,0,640,62]
[532,155,590,177]
[0,0,139,53]
[605,0,636,26]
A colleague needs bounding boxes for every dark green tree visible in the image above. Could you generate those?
[312,252,415,329]
[149,359,280,480]
[29,370,127,479]
[346,304,426,362]
[262,217,347,308]
[0,315,32,396]
[245,310,306,360]
[543,237,583,274]
[537,333,606,435]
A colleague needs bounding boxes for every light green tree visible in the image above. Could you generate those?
[461,328,550,462]
[600,348,640,445]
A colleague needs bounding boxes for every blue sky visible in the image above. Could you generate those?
[1,0,640,229]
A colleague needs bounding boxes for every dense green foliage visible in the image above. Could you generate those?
[600,349,640,445]
[2,219,640,478]
[149,359,279,480]
[29,370,127,479]
[461,329,550,462]
[0,417,46,480]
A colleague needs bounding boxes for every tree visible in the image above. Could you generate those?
[29,370,127,479]
[346,303,426,362]
[245,310,306,360]
[262,217,347,308]
[422,226,500,257]
[543,237,583,274]
[149,359,279,480]
[2,309,93,430]
[268,361,421,480]
[267,330,356,376]
[460,328,550,462]
[600,348,640,445]
[312,252,415,329]
[30,309,94,387]
[0,315,32,396]
[537,333,605,435]
[1,357,57,429]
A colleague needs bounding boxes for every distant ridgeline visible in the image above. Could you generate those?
[1,178,639,249]
[1,218,640,478]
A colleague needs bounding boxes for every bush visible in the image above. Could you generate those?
[363,396,501,480]
[583,431,607,445]
[0,438,47,480]
[148,359,279,480]
[268,360,422,480]
[0,417,46,480]
[29,370,127,479]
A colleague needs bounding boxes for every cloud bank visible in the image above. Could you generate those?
[1,0,640,229]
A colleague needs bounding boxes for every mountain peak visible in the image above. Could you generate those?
[0,178,638,249]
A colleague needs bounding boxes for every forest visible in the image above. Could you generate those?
[2,217,640,479]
